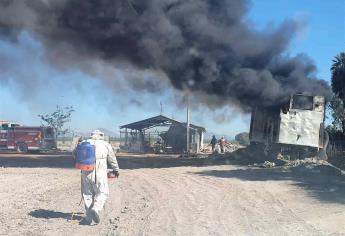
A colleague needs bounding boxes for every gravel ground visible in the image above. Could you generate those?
[1,152,345,236]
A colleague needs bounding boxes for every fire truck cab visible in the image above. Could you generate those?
[0,121,57,153]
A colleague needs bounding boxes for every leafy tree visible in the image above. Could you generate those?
[331,52,345,100]
[38,106,75,138]
[235,132,250,146]
[330,52,345,133]
[328,96,345,132]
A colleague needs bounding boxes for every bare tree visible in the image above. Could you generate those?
[38,106,75,138]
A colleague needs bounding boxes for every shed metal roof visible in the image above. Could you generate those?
[120,115,205,132]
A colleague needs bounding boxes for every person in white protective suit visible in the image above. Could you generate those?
[80,129,120,225]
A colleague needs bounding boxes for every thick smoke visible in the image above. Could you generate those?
[0,0,331,111]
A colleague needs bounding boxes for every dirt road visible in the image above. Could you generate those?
[1,153,345,236]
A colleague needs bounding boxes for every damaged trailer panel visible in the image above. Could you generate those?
[279,95,325,148]
[249,94,325,149]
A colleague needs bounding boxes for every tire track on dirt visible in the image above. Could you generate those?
[3,155,345,236]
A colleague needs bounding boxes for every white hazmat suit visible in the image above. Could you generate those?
[80,130,119,224]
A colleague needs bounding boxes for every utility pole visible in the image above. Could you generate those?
[160,101,163,115]
[186,93,190,156]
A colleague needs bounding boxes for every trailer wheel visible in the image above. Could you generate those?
[16,142,28,153]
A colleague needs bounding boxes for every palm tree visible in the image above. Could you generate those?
[331,52,345,133]
[331,52,345,100]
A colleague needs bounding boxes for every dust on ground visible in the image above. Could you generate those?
[1,151,345,236]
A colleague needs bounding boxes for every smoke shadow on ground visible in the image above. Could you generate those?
[0,153,231,169]
[29,209,83,221]
[0,153,74,168]
[116,155,231,170]
[193,165,345,205]
[224,145,285,164]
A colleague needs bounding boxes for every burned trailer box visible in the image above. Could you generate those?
[249,95,326,149]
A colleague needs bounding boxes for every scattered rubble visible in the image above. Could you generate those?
[249,157,345,177]
[224,143,244,153]
[251,161,276,168]
[282,158,345,176]
[204,142,244,155]
[283,158,325,167]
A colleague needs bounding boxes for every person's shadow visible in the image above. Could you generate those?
[29,209,83,221]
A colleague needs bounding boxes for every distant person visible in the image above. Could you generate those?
[219,136,226,153]
[75,130,120,225]
[210,135,217,153]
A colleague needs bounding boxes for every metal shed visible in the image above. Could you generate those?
[120,115,205,153]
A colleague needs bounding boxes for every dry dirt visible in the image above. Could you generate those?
[1,152,345,236]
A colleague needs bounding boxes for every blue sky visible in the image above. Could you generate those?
[0,0,344,137]
[248,0,345,82]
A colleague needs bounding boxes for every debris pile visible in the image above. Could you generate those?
[203,142,243,154]
[247,158,345,181]
[283,158,326,167]
[251,161,276,168]
[262,161,276,168]
[282,158,344,176]
[224,143,244,153]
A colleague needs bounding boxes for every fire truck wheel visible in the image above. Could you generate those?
[16,142,28,153]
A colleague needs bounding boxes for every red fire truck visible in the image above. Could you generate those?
[0,121,57,153]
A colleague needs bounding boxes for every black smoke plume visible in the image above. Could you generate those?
[0,0,331,111]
